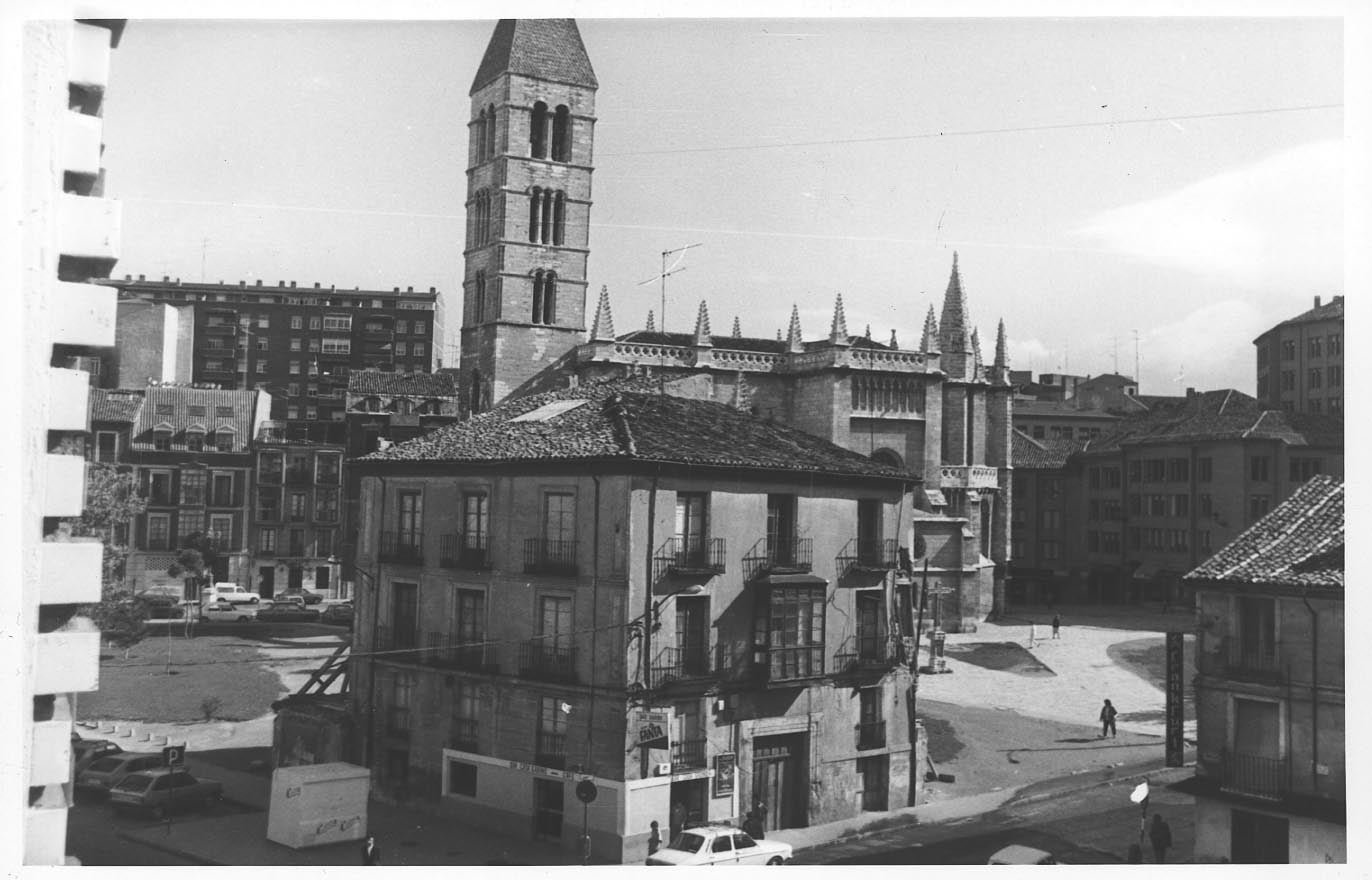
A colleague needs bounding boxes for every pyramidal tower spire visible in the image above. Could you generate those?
[939,252,974,378]
[921,305,940,353]
[994,318,1008,369]
[645,310,656,332]
[786,305,804,354]
[829,293,850,345]
[590,285,615,341]
[732,316,742,338]
[693,300,712,345]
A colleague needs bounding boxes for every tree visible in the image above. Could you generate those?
[63,463,149,656]
[166,532,223,599]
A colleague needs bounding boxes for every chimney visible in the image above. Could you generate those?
[406,286,413,293]
[256,280,263,286]
[314,282,321,289]
[1186,387,1196,398]
[137,274,145,281]
[1314,295,1321,308]
[162,275,170,282]
[290,281,297,288]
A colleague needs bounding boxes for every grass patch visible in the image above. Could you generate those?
[79,633,283,723]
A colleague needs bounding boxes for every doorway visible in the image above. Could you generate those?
[751,733,807,831]
[1231,809,1289,863]
[669,777,708,832]
[315,566,331,594]
[287,565,304,591]
[533,778,564,841]
[258,566,275,599]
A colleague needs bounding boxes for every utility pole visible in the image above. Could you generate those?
[1133,329,1141,385]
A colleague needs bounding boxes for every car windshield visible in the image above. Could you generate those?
[112,774,154,793]
[88,757,123,773]
[668,833,707,853]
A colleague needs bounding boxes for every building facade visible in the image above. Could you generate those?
[348,380,933,862]
[99,276,444,422]
[251,423,346,598]
[20,17,125,865]
[121,385,271,596]
[1253,296,1344,416]
[1179,476,1344,863]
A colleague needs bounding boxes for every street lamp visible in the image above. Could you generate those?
[328,554,379,767]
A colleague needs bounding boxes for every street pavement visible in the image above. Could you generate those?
[79,602,1198,865]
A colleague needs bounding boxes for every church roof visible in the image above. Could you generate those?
[615,330,890,353]
[471,19,598,94]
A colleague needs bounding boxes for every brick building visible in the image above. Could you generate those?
[1179,476,1344,863]
[251,422,346,598]
[347,379,932,861]
[99,276,445,422]
[1253,296,1344,416]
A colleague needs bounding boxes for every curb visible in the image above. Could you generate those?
[115,830,220,866]
[1005,758,1196,810]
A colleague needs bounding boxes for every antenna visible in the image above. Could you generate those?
[1112,335,1119,373]
[1133,329,1141,387]
[201,236,210,282]
[637,243,703,335]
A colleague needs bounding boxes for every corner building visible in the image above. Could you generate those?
[351,380,928,861]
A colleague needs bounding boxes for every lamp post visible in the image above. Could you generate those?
[328,554,378,767]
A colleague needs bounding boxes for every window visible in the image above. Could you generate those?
[321,338,351,354]
[1289,458,1323,482]
[314,488,338,521]
[446,760,477,797]
[472,271,487,324]
[1101,531,1121,553]
[256,314,270,329]
[147,514,170,550]
[290,339,301,351]
[531,270,557,324]
[675,492,708,563]
[455,588,486,652]
[537,695,568,761]
[397,491,423,554]
[1144,459,1166,482]
[1308,336,1322,358]
[391,582,419,650]
[766,494,798,564]
[1103,499,1122,520]
[315,529,334,557]
[290,315,302,330]
[148,469,173,505]
[463,492,489,552]
[1328,333,1342,355]
[1040,540,1060,560]
[287,528,307,557]
[259,452,283,483]
[1128,460,1141,483]
[1199,530,1211,553]
[289,360,301,375]
[1281,370,1295,392]
[255,360,268,374]
[388,672,415,735]
[1199,493,1213,517]
[258,527,277,553]
[530,100,549,158]
[1198,458,1213,482]
[1167,458,1189,482]
[1032,425,1045,439]
[209,514,233,545]
[95,431,119,463]
[153,430,172,451]
[308,338,320,352]
[396,320,409,335]
[413,343,425,359]
[215,431,234,453]
[542,492,574,560]
[211,472,234,505]
[287,491,307,522]
[1039,509,1061,530]
[177,511,202,543]
[322,315,351,332]
[759,585,825,681]
[1129,527,1141,551]
[1167,529,1188,552]
[1170,494,1189,517]
[1089,467,1101,489]
[1147,494,1166,517]
[1281,339,1296,360]
[185,430,204,452]
[1236,596,1277,664]
[857,687,884,750]
[395,342,407,357]
[414,321,426,336]
[257,338,269,352]
[1256,343,1269,366]
[257,488,280,521]
[1250,456,1270,482]
[1328,365,1342,387]
[309,315,322,330]
[180,469,206,505]
[1248,494,1270,522]
[1308,369,1322,390]
[316,453,341,484]
[305,406,317,420]
[551,104,571,162]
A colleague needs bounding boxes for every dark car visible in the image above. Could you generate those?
[108,768,224,817]
[73,737,123,775]
[286,590,324,605]
[143,594,185,620]
[321,602,354,628]
[255,601,321,623]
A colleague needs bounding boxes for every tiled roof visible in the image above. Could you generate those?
[1273,295,1344,330]
[1011,430,1084,469]
[1185,475,1343,590]
[346,370,458,397]
[1080,389,1343,453]
[359,378,909,480]
[129,386,260,453]
[471,19,598,93]
[89,388,144,424]
[1013,399,1120,419]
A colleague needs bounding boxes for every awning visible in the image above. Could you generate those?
[755,573,828,587]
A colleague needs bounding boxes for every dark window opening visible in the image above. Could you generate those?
[551,105,571,162]
[530,100,548,158]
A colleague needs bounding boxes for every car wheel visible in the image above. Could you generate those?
[767,857,784,865]
[248,597,259,604]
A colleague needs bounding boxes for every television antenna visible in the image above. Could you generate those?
[637,243,703,335]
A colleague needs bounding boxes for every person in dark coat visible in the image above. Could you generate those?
[670,800,686,842]
[361,835,381,865]
[752,799,768,838]
[742,810,761,838]
[1100,699,1118,738]
[1051,613,1061,639]
[647,820,662,857]
[1149,814,1173,863]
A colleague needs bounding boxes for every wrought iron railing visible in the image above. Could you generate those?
[449,717,479,752]
[425,632,491,671]
[743,536,813,579]
[1219,749,1289,800]
[1226,640,1285,682]
[855,721,887,751]
[650,646,714,688]
[660,536,726,574]
[671,737,708,770]
[518,639,577,682]
[838,538,899,571]
[535,731,567,769]
[440,533,490,570]
[833,641,896,675]
[523,538,577,576]
[379,531,424,565]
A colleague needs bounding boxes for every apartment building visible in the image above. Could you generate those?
[345,379,935,862]
[252,422,345,598]
[1180,476,1344,863]
[1254,296,1344,416]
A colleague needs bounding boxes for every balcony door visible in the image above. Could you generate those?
[676,597,709,676]
[1237,596,1276,660]
[398,491,423,552]
[766,495,796,564]
[539,594,572,663]
[676,493,707,564]
[392,582,418,650]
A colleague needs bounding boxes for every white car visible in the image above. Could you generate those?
[200,599,257,622]
[647,823,792,866]
[204,583,260,605]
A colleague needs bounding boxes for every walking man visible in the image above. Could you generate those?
[1149,814,1173,864]
[753,798,768,838]
[1028,621,1037,649]
[1051,613,1061,639]
[1100,699,1118,738]
[647,820,662,858]
[361,835,381,866]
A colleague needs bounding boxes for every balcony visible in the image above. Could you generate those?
[650,646,715,689]
[450,718,479,753]
[837,538,899,572]
[33,630,100,695]
[832,641,898,676]
[1219,749,1289,800]
[144,536,171,551]
[425,633,495,673]
[657,536,727,576]
[855,721,887,751]
[54,281,117,348]
[742,537,814,580]
[671,737,708,771]
[535,731,567,770]
[203,322,238,336]
[40,540,102,605]
[379,531,423,565]
[937,465,1000,490]
[204,531,232,552]
[376,625,424,663]
[755,645,825,685]
[518,639,576,682]
[1225,640,1285,683]
[523,538,577,576]
[440,533,490,570]
[58,193,121,268]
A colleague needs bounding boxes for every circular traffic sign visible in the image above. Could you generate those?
[576,779,598,804]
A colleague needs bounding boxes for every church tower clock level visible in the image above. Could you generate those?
[459,18,598,416]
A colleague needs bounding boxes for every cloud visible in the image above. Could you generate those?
[1008,337,1056,371]
[1136,299,1266,393]
[1076,141,1342,289]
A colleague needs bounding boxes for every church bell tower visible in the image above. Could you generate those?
[459,19,598,415]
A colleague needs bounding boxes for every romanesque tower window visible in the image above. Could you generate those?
[473,270,486,323]
[472,190,492,247]
[528,189,567,245]
[531,100,548,158]
[483,102,496,160]
[551,105,571,162]
[476,107,489,163]
[532,271,557,325]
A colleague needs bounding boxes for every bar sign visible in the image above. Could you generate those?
[1165,631,1185,767]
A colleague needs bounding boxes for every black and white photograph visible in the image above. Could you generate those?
[7,0,1359,869]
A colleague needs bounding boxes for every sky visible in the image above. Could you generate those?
[90,10,1348,394]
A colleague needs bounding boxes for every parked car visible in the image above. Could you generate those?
[108,768,224,818]
[321,602,354,628]
[280,589,324,605]
[76,752,165,793]
[254,601,321,623]
[199,599,257,623]
[647,823,792,866]
[205,583,261,605]
[987,845,1058,865]
[72,738,123,775]
[143,593,186,620]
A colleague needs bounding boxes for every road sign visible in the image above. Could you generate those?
[576,779,598,804]
[162,744,185,767]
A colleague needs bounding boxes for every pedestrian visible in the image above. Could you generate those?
[361,835,381,866]
[1127,843,1143,863]
[1149,814,1172,864]
[1051,613,1061,639]
[1028,621,1037,649]
[742,810,761,838]
[1100,699,1118,739]
[753,798,768,838]
[670,800,686,842]
[647,820,662,857]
